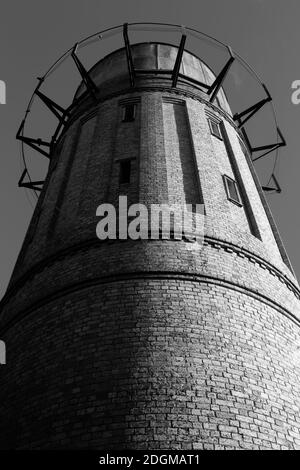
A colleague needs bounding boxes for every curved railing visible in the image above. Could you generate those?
[17,23,285,202]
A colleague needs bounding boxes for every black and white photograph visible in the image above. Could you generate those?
[0,0,299,458]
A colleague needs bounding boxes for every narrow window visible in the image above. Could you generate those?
[119,160,131,184]
[223,175,242,206]
[122,104,136,122]
[208,119,222,140]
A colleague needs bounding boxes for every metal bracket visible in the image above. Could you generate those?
[172,34,187,88]
[262,174,282,193]
[233,84,272,128]
[71,43,98,101]
[18,168,44,192]
[123,23,135,87]
[241,126,286,162]
[207,47,235,103]
[35,89,69,122]
[16,120,51,159]
[252,127,286,162]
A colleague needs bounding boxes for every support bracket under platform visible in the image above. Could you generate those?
[71,43,98,101]
[252,127,286,162]
[233,85,272,128]
[207,47,235,104]
[262,174,282,194]
[35,89,69,123]
[18,168,44,192]
[123,23,135,88]
[172,34,187,88]
[16,120,51,159]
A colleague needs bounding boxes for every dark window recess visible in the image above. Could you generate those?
[223,175,242,206]
[208,119,222,140]
[122,104,136,122]
[119,160,131,184]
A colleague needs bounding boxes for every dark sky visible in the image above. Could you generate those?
[1,0,300,296]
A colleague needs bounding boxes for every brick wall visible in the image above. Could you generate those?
[0,277,299,449]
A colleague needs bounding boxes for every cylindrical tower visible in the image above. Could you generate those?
[1,26,300,450]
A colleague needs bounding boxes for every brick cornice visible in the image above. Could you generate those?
[0,269,300,336]
[56,84,239,150]
[1,235,299,314]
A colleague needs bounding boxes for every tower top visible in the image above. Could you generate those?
[74,42,231,114]
[16,23,285,198]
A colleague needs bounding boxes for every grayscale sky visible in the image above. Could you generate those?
[0,0,300,297]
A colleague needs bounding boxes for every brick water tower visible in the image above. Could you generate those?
[0,24,300,450]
